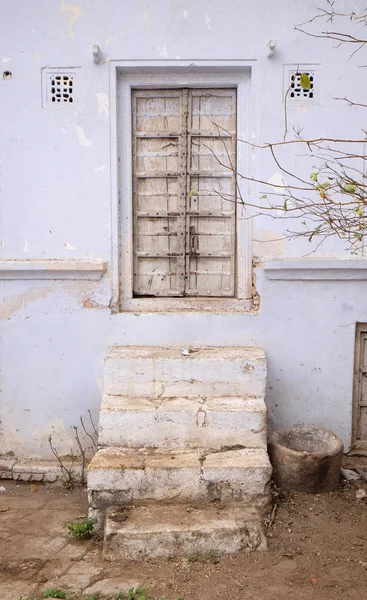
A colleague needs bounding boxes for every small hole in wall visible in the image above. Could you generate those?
[3,70,12,80]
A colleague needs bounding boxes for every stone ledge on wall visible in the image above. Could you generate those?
[264,259,367,281]
[0,259,108,280]
[0,457,84,484]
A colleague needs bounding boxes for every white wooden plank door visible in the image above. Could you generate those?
[132,88,237,297]
[186,89,236,296]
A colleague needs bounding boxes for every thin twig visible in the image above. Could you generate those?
[80,415,98,450]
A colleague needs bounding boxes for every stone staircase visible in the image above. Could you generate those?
[88,346,272,560]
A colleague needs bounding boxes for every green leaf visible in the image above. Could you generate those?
[260,194,268,199]
[357,207,363,217]
[283,199,287,211]
[343,184,357,193]
[300,72,311,90]
[320,182,330,189]
[310,172,318,182]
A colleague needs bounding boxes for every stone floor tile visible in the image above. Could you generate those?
[0,535,68,561]
[42,561,103,592]
[0,579,38,600]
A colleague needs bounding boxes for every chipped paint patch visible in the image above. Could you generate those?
[105,25,130,46]
[157,44,168,58]
[83,296,108,310]
[94,165,107,173]
[96,92,109,117]
[119,25,131,37]
[59,2,84,38]
[268,172,287,194]
[142,3,152,31]
[64,242,76,250]
[2,57,11,63]
[23,240,29,254]
[253,228,285,258]
[0,286,55,320]
[75,125,92,147]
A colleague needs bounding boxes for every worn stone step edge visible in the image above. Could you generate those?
[103,504,267,561]
[98,395,267,449]
[88,447,272,515]
[88,446,271,473]
[105,346,266,398]
[106,345,266,362]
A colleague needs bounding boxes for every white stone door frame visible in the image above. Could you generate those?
[108,60,258,313]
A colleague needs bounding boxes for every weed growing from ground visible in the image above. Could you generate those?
[117,587,184,600]
[62,517,94,539]
[42,590,67,599]
[20,594,100,600]
[188,548,219,564]
[18,587,184,600]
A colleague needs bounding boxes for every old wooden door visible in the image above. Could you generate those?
[353,324,367,450]
[131,88,237,297]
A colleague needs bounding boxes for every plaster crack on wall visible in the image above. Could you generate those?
[196,399,208,427]
[156,384,165,399]
[251,426,265,434]
[199,454,206,481]
[153,398,164,421]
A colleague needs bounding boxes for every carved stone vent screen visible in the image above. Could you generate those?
[132,88,237,298]
[49,74,74,104]
[289,71,315,99]
[42,68,79,109]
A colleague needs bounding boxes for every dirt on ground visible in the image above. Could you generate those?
[1,462,367,600]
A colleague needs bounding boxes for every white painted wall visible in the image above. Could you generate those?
[1,0,367,457]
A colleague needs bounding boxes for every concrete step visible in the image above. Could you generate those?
[104,346,266,398]
[88,447,272,521]
[98,395,267,450]
[103,504,267,561]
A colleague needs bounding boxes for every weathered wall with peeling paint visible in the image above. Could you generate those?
[1,0,367,458]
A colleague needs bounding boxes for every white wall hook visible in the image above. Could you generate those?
[93,44,102,64]
[267,39,277,58]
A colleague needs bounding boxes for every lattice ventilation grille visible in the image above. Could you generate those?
[289,71,315,100]
[49,74,74,104]
[42,68,79,109]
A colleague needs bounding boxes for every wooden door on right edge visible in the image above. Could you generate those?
[353,324,367,450]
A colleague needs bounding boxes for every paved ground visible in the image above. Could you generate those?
[0,475,367,600]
